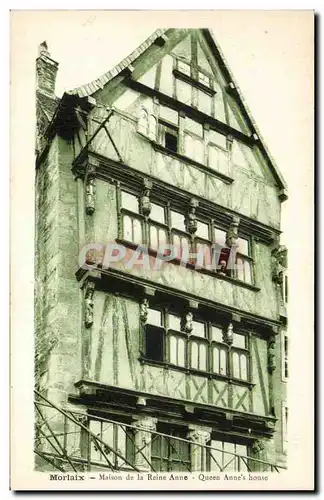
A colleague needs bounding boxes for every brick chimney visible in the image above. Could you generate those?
[36,41,58,96]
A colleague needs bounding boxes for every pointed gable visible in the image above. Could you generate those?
[66,27,287,194]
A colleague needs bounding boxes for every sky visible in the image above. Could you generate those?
[11,10,314,244]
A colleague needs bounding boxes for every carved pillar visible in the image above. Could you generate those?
[82,280,96,379]
[187,425,212,472]
[85,163,96,215]
[181,311,193,334]
[140,178,153,217]
[84,281,95,328]
[140,298,149,324]
[225,215,240,275]
[185,198,199,235]
[267,333,277,417]
[223,321,234,346]
[133,416,157,471]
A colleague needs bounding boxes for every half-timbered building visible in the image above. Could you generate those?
[35,29,288,473]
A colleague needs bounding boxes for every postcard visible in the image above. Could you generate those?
[10,9,314,491]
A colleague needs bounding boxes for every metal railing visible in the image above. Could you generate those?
[34,390,286,473]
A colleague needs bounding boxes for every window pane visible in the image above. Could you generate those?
[133,218,142,244]
[123,215,133,241]
[177,337,185,367]
[147,309,162,326]
[193,137,205,163]
[160,105,179,125]
[237,237,249,255]
[121,191,139,212]
[232,351,240,379]
[214,228,227,247]
[240,353,248,381]
[192,320,205,338]
[196,220,209,239]
[178,60,191,76]
[169,336,177,365]
[146,325,164,362]
[220,349,227,375]
[209,129,227,149]
[199,72,210,87]
[232,333,246,349]
[177,79,192,106]
[218,149,229,175]
[185,117,203,137]
[211,326,223,343]
[198,89,212,115]
[208,145,219,170]
[171,210,185,231]
[191,342,198,369]
[196,242,212,268]
[169,314,181,331]
[150,226,158,248]
[213,347,219,373]
[199,343,207,371]
[236,257,244,281]
[150,203,165,223]
[164,130,178,152]
[244,260,252,284]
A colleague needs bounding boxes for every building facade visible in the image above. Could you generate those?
[34,29,288,473]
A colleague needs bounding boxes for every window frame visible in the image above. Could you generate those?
[142,308,251,384]
[117,187,256,287]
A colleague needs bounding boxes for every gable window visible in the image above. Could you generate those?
[142,308,250,383]
[159,121,179,153]
[173,58,216,114]
[151,426,191,472]
[208,129,230,176]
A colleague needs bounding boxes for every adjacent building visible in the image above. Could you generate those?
[35,29,288,473]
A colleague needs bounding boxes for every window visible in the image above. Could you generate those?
[281,333,288,381]
[208,129,230,175]
[151,426,191,472]
[143,308,250,382]
[234,236,253,284]
[208,439,248,472]
[118,189,255,286]
[149,202,168,250]
[145,308,164,362]
[211,329,249,382]
[157,103,232,176]
[120,190,143,245]
[159,121,179,153]
[89,419,134,468]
